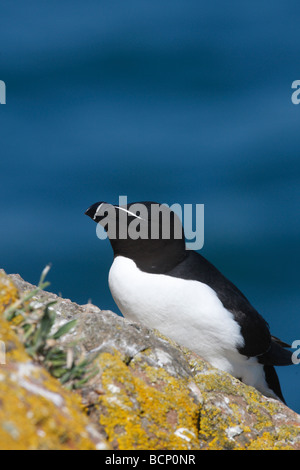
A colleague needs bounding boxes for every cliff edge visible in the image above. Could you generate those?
[0,268,299,450]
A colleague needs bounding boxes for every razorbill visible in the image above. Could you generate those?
[85,200,293,403]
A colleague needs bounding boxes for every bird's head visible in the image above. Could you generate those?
[85,200,186,272]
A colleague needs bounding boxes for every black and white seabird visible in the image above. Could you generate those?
[85,200,293,403]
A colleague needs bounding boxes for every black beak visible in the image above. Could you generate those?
[85,202,104,221]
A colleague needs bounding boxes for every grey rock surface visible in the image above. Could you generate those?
[5,270,300,450]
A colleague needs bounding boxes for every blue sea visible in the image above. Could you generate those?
[1,1,300,412]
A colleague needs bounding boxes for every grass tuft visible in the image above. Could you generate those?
[4,266,99,390]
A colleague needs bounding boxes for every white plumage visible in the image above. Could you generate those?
[109,255,278,399]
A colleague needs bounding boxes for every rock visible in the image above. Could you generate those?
[0,271,108,450]
[1,269,300,450]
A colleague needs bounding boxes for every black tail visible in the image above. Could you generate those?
[258,336,293,366]
[263,365,286,404]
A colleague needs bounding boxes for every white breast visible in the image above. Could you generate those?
[108,256,279,400]
[108,257,244,370]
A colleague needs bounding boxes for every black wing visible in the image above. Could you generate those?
[258,336,293,366]
[168,250,292,362]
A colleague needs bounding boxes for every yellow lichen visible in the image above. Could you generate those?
[0,272,101,450]
[0,272,19,315]
[97,350,199,450]
[247,431,294,451]
[183,347,300,450]
[0,363,98,450]
[1,271,300,450]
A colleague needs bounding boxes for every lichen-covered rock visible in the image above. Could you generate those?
[0,272,108,450]
[184,349,300,449]
[2,269,300,450]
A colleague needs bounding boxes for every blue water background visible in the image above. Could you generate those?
[1,1,300,411]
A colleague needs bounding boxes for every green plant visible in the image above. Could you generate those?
[4,266,99,389]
